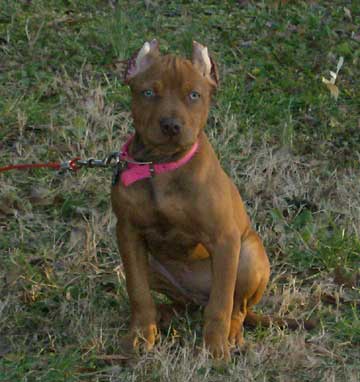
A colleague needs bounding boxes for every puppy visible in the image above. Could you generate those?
[111,40,270,360]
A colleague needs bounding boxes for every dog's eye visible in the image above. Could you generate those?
[142,89,155,97]
[189,91,200,101]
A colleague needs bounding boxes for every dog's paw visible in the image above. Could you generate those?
[205,335,230,361]
[204,325,231,361]
[120,323,158,354]
[133,323,158,351]
[228,316,245,347]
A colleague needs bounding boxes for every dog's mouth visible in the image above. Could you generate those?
[131,133,197,163]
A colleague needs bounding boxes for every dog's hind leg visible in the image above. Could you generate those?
[147,234,270,343]
[229,230,270,346]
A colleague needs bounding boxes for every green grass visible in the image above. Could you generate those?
[1,0,359,380]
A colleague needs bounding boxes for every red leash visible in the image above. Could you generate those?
[0,158,80,173]
[0,148,157,175]
[0,152,126,174]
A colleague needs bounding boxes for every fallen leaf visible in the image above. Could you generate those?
[322,56,344,100]
[343,7,352,21]
[336,56,344,74]
[321,80,339,100]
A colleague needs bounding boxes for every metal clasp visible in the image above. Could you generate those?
[74,152,121,169]
[57,150,153,175]
[59,157,81,172]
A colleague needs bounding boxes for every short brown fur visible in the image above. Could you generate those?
[112,45,270,360]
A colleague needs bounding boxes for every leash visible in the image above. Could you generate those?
[0,135,199,187]
[0,158,80,173]
[0,152,123,174]
[0,149,155,187]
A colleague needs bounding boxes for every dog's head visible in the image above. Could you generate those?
[124,40,218,155]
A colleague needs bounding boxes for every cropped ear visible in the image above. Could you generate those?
[124,39,159,83]
[192,41,219,88]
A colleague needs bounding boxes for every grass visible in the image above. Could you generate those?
[0,0,359,380]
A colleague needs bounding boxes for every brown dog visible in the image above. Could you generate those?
[111,40,270,360]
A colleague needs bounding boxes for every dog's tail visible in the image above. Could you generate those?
[245,310,317,330]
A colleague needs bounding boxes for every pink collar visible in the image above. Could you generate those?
[119,135,199,187]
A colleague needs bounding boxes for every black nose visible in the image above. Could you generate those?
[160,117,182,137]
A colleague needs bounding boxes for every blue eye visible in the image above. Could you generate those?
[142,89,154,97]
[189,91,200,100]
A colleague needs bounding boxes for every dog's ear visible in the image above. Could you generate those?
[192,41,219,88]
[125,39,159,83]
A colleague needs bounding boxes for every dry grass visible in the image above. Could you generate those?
[1,1,359,381]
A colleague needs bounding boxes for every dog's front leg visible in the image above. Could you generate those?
[116,221,157,352]
[203,231,240,360]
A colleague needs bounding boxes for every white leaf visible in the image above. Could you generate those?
[336,56,344,75]
[329,71,337,82]
[343,7,352,21]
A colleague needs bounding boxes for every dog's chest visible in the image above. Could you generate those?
[115,177,199,257]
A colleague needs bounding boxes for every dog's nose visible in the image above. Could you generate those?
[160,117,182,137]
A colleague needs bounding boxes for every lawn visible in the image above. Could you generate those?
[0,0,359,381]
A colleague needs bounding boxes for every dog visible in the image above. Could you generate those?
[111,40,270,360]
